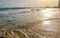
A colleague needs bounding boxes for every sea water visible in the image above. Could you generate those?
[0,8,60,38]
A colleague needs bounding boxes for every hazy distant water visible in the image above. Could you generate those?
[0,8,60,38]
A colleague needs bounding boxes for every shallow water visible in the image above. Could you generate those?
[0,8,60,38]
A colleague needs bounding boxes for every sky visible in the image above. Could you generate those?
[0,0,59,8]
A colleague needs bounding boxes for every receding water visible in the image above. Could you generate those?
[0,8,60,38]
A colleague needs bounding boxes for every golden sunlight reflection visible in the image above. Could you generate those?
[41,8,54,18]
[42,13,53,18]
[41,20,56,31]
[41,8,53,12]
[42,21,50,25]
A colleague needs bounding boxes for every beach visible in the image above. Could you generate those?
[0,8,60,38]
